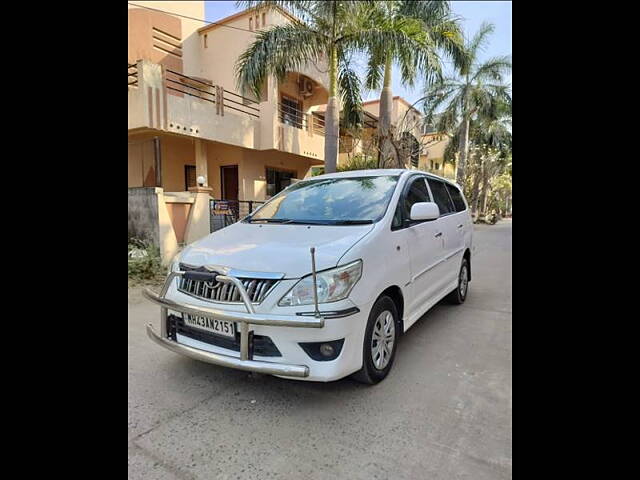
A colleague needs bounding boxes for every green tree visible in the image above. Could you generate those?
[235,1,428,173]
[473,102,511,216]
[363,1,465,165]
[422,22,511,185]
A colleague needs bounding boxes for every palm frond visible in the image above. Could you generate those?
[364,49,385,91]
[338,58,364,130]
[235,23,328,98]
[471,55,512,83]
[464,21,495,74]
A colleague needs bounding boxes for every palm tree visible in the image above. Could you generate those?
[422,22,511,185]
[445,100,510,219]
[363,1,465,164]
[235,1,428,173]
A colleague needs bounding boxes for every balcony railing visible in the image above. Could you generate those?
[127,62,260,119]
[278,102,325,136]
[164,69,260,119]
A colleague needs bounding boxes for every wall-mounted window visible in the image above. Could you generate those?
[184,165,196,190]
[262,12,266,27]
[203,34,207,48]
[280,95,303,128]
[255,15,260,29]
[430,160,434,169]
[249,17,253,31]
[266,167,296,197]
[435,162,440,170]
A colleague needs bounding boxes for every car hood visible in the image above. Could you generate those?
[179,222,374,278]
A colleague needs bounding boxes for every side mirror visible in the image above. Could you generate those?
[410,202,440,221]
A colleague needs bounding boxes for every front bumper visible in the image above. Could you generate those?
[146,323,310,377]
[143,271,327,378]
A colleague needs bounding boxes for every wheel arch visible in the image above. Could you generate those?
[463,248,471,281]
[378,285,405,333]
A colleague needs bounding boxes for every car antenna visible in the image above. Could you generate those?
[310,247,321,318]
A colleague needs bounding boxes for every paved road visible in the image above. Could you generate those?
[128,220,512,480]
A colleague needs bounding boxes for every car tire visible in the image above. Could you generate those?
[446,257,469,305]
[352,295,399,385]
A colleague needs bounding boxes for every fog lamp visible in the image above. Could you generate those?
[319,343,335,357]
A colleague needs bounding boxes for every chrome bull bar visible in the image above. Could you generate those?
[143,270,325,378]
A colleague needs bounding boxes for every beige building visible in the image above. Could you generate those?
[362,96,455,179]
[128,2,330,261]
[419,130,455,180]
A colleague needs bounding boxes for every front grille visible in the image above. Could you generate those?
[168,314,282,357]
[178,263,278,304]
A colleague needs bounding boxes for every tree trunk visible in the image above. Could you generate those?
[478,169,491,216]
[324,46,339,173]
[377,55,396,167]
[470,154,482,221]
[456,116,470,185]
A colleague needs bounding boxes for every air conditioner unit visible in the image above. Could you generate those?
[299,78,314,97]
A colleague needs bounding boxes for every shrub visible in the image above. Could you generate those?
[337,155,379,172]
[128,238,166,283]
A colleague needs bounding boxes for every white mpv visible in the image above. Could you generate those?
[145,169,472,384]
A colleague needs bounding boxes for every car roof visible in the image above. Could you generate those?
[310,169,407,179]
[310,169,461,188]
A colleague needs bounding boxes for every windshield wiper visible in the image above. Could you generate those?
[246,218,292,223]
[329,220,374,225]
[247,218,373,225]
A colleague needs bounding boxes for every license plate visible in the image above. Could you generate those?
[183,314,236,338]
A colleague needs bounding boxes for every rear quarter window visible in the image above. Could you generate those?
[427,178,454,216]
[445,183,467,212]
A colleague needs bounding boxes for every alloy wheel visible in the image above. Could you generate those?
[371,310,395,370]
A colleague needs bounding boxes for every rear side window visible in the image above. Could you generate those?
[445,183,467,212]
[427,179,454,216]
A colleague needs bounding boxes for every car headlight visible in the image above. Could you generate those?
[278,260,362,307]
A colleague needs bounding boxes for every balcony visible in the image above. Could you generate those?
[276,101,325,161]
[128,60,261,149]
[128,60,327,161]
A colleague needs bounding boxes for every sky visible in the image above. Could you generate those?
[204,1,512,105]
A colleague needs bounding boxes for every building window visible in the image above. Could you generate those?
[184,165,196,190]
[280,95,303,128]
[430,160,434,169]
[262,12,266,27]
[266,167,296,197]
[255,15,260,29]
[435,162,440,170]
[203,34,207,48]
[249,17,253,31]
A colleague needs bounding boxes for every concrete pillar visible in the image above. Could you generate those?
[184,189,213,245]
[184,139,215,244]
[155,188,180,265]
[195,138,208,186]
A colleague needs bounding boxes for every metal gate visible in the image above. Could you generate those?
[210,199,265,233]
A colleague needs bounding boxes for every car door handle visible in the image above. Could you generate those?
[457,224,464,229]
[435,232,443,238]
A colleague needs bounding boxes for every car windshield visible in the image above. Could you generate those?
[246,175,399,225]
